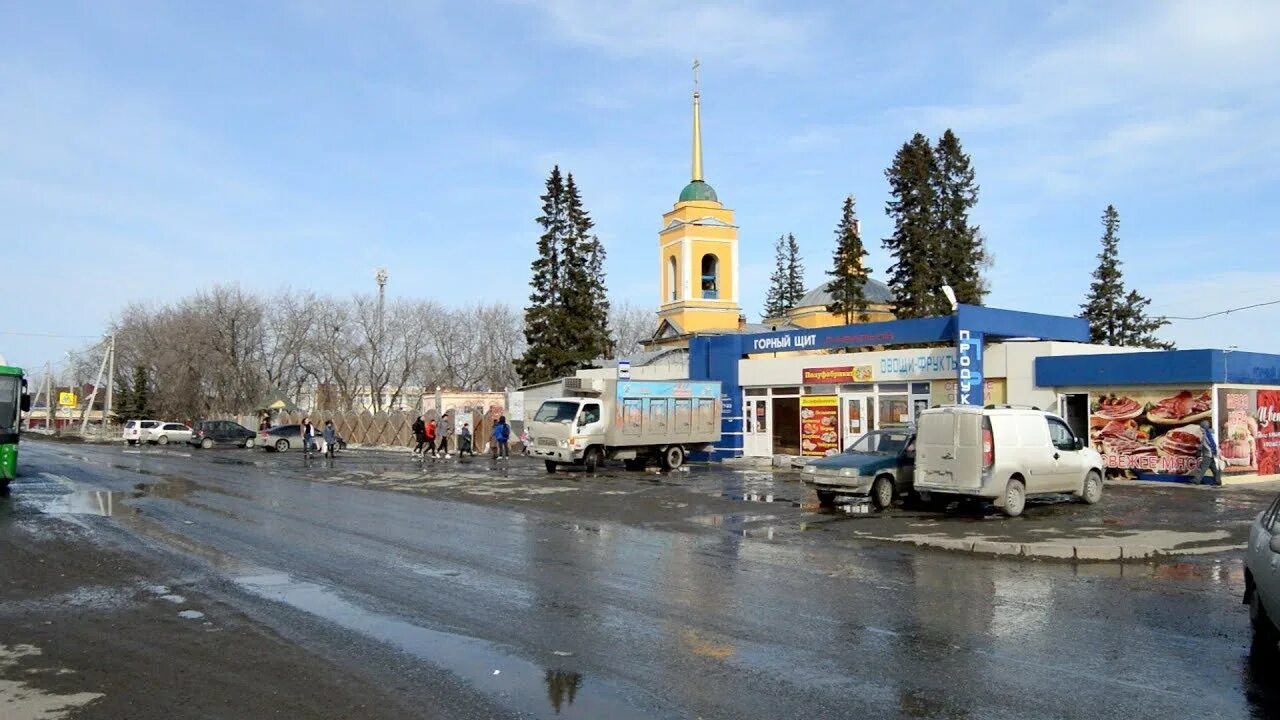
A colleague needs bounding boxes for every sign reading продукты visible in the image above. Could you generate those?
[956,330,984,406]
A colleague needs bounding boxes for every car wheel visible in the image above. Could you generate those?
[275,439,289,452]
[545,460,558,473]
[1080,471,1103,504]
[245,438,255,449]
[1251,587,1279,643]
[660,445,685,471]
[871,475,895,510]
[584,447,604,473]
[815,489,837,508]
[157,435,169,446]
[201,438,214,450]
[1002,478,1026,518]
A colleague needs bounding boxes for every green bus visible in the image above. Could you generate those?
[0,363,31,489]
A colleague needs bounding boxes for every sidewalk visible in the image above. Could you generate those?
[805,479,1280,561]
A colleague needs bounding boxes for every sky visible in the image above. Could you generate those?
[3,0,1279,374]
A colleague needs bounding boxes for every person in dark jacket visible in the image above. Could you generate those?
[458,423,473,458]
[301,417,315,455]
[491,416,511,460]
[1193,419,1221,486]
[323,421,338,459]
[411,415,426,456]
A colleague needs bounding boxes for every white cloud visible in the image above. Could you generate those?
[515,0,820,70]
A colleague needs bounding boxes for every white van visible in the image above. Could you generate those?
[914,405,1105,517]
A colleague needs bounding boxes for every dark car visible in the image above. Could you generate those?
[802,428,916,510]
[257,424,346,453]
[188,420,257,449]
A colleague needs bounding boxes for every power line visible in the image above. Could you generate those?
[1158,299,1280,321]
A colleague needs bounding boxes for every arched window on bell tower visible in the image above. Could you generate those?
[668,255,679,301]
[701,254,719,299]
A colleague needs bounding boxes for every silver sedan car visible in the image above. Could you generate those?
[1245,493,1280,646]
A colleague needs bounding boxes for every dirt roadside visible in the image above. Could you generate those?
[0,511,427,720]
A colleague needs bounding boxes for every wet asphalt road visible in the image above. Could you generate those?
[10,439,1280,719]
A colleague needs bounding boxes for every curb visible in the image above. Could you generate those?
[891,536,1240,562]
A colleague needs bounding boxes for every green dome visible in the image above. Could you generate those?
[678,180,718,203]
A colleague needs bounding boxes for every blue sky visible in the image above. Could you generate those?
[4,0,1279,373]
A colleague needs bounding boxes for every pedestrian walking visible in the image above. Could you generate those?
[459,423,474,458]
[519,428,531,456]
[322,420,338,458]
[492,416,511,460]
[438,412,453,459]
[259,414,270,432]
[301,417,315,456]
[1193,419,1222,486]
[425,416,438,458]
[411,415,426,456]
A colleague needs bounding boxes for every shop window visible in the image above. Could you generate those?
[840,384,875,393]
[668,256,679,301]
[745,388,767,396]
[805,385,837,394]
[772,386,801,396]
[701,254,719,299]
[877,383,909,393]
[911,382,931,395]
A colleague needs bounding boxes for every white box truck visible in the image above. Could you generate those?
[527,378,722,472]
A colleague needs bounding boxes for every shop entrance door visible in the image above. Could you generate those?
[742,397,771,457]
[840,395,873,450]
[771,397,801,456]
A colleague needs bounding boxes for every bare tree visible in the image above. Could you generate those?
[609,300,654,358]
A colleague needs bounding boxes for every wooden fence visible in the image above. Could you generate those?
[250,408,509,452]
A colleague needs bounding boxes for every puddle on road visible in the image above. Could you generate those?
[40,489,133,517]
[235,572,658,720]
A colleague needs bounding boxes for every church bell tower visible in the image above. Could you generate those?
[652,61,742,346]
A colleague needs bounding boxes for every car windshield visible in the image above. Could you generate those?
[534,401,580,423]
[0,376,18,432]
[847,430,911,455]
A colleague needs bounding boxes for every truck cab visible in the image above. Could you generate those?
[528,396,608,471]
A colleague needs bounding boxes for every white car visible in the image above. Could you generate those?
[913,405,1106,517]
[142,422,192,446]
[1245,494,1280,645]
[122,419,161,446]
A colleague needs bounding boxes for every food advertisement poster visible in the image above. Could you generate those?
[802,366,872,385]
[1218,388,1280,476]
[1090,388,1213,477]
[800,395,839,456]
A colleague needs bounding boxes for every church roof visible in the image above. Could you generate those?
[795,278,895,308]
[678,180,718,203]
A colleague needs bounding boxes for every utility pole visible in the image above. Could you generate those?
[104,334,116,428]
[79,339,110,435]
[375,268,388,414]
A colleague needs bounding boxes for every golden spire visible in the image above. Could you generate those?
[691,58,703,182]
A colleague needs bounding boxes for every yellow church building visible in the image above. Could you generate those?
[647,69,893,349]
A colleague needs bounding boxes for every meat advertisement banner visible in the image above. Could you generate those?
[1090,388,1213,477]
[800,395,839,457]
[1218,388,1280,476]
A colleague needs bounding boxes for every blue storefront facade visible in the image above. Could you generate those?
[689,304,1089,460]
[685,305,1280,483]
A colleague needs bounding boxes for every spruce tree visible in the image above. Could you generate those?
[763,235,790,320]
[884,133,946,318]
[516,167,571,385]
[563,173,611,359]
[784,233,806,308]
[1080,205,1171,348]
[933,129,988,304]
[826,195,871,324]
[1118,289,1174,349]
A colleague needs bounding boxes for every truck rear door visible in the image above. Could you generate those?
[916,411,959,489]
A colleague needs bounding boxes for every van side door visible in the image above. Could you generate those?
[1012,414,1057,492]
[1046,416,1085,491]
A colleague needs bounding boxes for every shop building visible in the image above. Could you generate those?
[688,305,1280,483]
